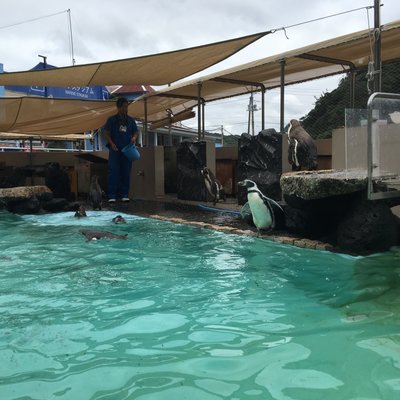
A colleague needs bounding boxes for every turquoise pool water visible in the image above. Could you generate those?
[0,210,399,400]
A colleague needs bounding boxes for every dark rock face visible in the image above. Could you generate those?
[283,192,358,241]
[280,170,400,254]
[41,198,71,213]
[176,141,207,201]
[238,129,282,204]
[337,200,399,254]
[45,162,73,201]
[8,196,41,214]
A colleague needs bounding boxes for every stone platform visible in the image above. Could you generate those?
[280,170,400,254]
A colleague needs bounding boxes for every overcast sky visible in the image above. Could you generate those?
[1,0,399,135]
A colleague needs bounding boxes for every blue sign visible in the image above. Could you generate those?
[5,62,109,100]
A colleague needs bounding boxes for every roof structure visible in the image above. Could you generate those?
[1,20,399,138]
[129,20,400,124]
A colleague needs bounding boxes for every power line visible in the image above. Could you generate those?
[271,5,374,37]
[0,10,69,30]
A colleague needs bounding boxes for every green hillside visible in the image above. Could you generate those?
[301,59,400,139]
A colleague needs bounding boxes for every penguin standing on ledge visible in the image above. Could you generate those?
[287,119,318,171]
[201,167,226,205]
[238,179,285,232]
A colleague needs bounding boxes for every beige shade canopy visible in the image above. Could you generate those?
[0,97,116,134]
[1,21,400,137]
[130,20,400,123]
[0,132,92,141]
[0,31,268,87]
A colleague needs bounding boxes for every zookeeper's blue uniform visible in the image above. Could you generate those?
[105,114,138,199]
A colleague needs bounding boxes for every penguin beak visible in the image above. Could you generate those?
[237,180,246,187]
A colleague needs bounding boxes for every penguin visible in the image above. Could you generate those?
[238,179,285,232]
[74,204,87,218]
[112,215,126,224]
[287,119,318,171]
[201,167,226,205]
[89,175,103,210]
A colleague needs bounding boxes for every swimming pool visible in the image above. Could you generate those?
[0,210,399,399]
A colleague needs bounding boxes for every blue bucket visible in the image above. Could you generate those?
[122,143,140,161]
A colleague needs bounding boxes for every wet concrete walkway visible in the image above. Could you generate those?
[105,196,337,253]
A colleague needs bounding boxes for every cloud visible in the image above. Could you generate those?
[0,0,399,135]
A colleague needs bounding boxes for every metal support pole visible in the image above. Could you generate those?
[350,71,356,108]
[197,82,202,141]
[261,87,266,130]
[373,0,382,93]
[202,101,205,140]
[279,59,286,134]
[144,98,148,147]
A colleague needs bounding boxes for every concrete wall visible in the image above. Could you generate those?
[130,146,165,199]
[332,125,400,175]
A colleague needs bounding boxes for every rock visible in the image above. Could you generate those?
[8,196,41,214]
[238,129,282,204]
[45,162,73,200]
[0,185,53,214]
[41,198,70,212]
[0,186,53,202]
[176,141,207,201]
[337,200,399,254]
[282,193,355,241]
[280,170,367,201]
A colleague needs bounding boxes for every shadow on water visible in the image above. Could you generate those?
[283,246,400,309]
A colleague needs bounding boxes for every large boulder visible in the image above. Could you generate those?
[238,129,282,204]
[337,200,399,254]
[0,186,53,214]
[176,141,207,201]
[280,170,400,253]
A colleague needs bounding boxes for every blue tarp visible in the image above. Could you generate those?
[5,62,109,100]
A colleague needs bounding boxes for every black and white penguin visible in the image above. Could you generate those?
[74,205,87,218]
[89,175,102,210]
[201,167,226,205]
[112,215,126,224]
[287,119,318,171]
[238,179,284,231]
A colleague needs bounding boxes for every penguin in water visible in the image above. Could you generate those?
[287,119,318,171]
[238,179,285,232]
[201,167,226,205]
[74,205,87,218]
[112,215,126,224]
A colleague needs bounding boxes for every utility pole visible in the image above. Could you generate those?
[220,125,224,147]
[247,93,258,135]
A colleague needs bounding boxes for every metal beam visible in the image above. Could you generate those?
[280,59,285,134]
[211,77,266,90]
[154,92,202,101]
[296,53,356,70]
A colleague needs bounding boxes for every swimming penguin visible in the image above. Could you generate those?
[74,204,87,218]
[238,179,285,232]
[112,215,126,224]
[201,167,226,205]
[287,119,318,171]
[89,175,103,210]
